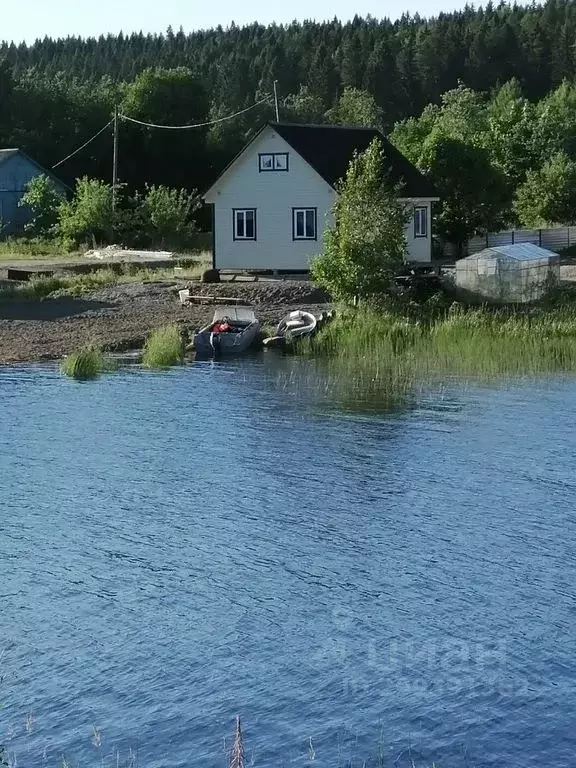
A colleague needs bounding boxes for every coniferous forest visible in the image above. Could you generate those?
[1,0,576,240]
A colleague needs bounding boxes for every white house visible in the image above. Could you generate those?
[203,122,439,271]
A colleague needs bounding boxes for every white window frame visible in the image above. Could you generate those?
[292,208,317,241]
[233,208,256,241]
[414,206,428,238]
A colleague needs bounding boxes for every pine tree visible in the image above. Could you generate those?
[363,38,407,129]
[307,42,339,110]
[340,33,365,90]
[0,59,14,139]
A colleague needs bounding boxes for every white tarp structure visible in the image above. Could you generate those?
[455,243,560,302]
[85,245,175,261]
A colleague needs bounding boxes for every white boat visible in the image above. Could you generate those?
[193,305,261,357]
[263,310,318,349]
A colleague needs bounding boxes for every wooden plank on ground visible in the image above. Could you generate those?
[184,294,249,305]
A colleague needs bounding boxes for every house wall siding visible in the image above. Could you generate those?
[205,128,434,269]
[0,154,66,235]
[404,200,433,263]
[205,128,336,270]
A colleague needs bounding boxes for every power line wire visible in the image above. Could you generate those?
[119,96,272,130]
[52,119,114,169]
[50,93,273,172]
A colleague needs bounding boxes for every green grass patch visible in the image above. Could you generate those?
[0,255,211,303]
[261,323,277,338]
[0,236,211,265]
[0,271,119,301]
[61,346,105,379]
[63,268,121,295]
[20,276,68,299]
[0,237,78,261]
[172,251,212,279]
[0,275,68,300]
[142,325,183,368]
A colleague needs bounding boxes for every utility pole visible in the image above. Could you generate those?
[112,106,119,211]
[273,80,280,122]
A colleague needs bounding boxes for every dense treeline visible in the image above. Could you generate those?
[2,1,575,110]
[0,0,575,242]
[392,79,576,247]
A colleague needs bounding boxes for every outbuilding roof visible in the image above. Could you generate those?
[461,243,559,263]
[0,147,69,191]
[0,149,20,166]
[269,122,439,198]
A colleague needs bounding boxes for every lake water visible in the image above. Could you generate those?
[1,358,576,768]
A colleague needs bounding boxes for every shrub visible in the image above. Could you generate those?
[140,185,200,250]
[19,175,65,237]
[514,151,576,227]
[57,177,115,246]
[142,325,183,368]
[311,138,408,304]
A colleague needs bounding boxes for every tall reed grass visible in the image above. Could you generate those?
[61,346,105,379]
[303,301,576,410]
[142,325,183,368]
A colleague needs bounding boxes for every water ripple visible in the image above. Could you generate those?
[1,361,576,767]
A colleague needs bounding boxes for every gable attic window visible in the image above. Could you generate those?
[233,209,256,240]
[414,206,428,238]
[259,153,289,172]
[292,208,317,240]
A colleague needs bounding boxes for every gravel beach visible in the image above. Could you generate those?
[0,279,331,364]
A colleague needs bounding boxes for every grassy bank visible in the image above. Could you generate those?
[0,269,150,300]
[302,300,576,409]
[0,258,210,301]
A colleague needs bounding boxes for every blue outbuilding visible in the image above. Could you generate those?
[0,149,68,235]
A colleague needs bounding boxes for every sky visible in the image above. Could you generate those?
[3,0,473,44]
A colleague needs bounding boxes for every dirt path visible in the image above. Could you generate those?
[0,280,331,364]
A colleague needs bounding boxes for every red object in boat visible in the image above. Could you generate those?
[212,322,232,333]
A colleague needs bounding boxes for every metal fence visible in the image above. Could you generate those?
[467,227,576,256]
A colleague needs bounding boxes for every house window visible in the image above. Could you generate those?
[233,209,256,240]
[259,153,289,172]
[292,208,317,240]
[414,206,428,238]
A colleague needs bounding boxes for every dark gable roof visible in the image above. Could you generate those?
[269,122,438,198]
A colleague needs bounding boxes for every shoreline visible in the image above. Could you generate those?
[0,280,331,365]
